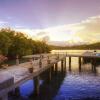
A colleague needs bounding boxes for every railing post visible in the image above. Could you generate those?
[16,55,19,65]
[28,58,34,73]
[47,56,50,64]
[56,53,59,61]
[39,55,42,68]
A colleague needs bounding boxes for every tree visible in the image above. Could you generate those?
[0,28,51,58]
[0,30,11,55]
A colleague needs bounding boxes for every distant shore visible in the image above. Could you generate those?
[50,42,100,50]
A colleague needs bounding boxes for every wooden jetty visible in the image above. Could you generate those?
[0,53,100,100]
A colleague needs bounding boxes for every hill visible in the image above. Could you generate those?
[50,42,100,50]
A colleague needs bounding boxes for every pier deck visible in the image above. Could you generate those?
[0,53,100,100]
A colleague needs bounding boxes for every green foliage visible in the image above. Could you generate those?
[0,28,51,58]
[0,29,12,55]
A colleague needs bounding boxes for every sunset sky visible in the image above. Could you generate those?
[0,0,100,46]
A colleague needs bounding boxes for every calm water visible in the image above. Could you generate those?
[9,50,100,100]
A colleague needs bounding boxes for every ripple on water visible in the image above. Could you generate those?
[53,72,100,100]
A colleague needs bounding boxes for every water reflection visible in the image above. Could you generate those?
[9,57,100,100]
[29,70,66,100]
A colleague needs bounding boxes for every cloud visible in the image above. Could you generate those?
[0,20,8,25]
[0,20,9,28]
[14,15,100,45]
[36,32,47,36]
[75,15,100,43]
[15,28,41,38]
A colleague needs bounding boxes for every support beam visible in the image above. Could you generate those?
[34,76,40,96]
[79,57,82,71]
[64,58,66,70]
[65,58,66,66]
[48,67,51,82]
[69,57,71,71]
[61,60,64,72]
[51,65,54,72]
[91,58,96,73]
[14,87,20,96]
[55,63,58,74]
[91,58,96,67]
[61,60,63,67]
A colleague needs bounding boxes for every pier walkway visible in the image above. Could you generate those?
[0,53,100,100]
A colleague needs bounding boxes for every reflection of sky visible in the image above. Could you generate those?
[20,80,33,98]
[19,79,43,98]
[53,74,100,100]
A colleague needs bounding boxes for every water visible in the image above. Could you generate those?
[9,50,100,100]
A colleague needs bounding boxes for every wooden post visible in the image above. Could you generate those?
[79,57,82,71]
[55,63,58,73]
[16,55,19,65]
[47,56,50,64]
[61,60,64,72]
[34,76,39,96]
[51,65,54,72]
[48,67,51,82]
[61,60,63,66]
[28,59,34,73]
[69,56,71,71]
[15,87,20,96]
[64,58,66,70]
[65,58,66,66]
[39,55,42,68]
[91,58,96,73]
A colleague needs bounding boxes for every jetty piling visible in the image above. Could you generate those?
[34,76,40,96]
[79,57,82,71]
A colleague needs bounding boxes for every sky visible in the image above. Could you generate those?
[0,0,100,46]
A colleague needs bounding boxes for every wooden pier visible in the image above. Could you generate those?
[0,53,100,100]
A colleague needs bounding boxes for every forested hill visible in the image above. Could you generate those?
[50,42,100,50]
[0,28,51,58]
